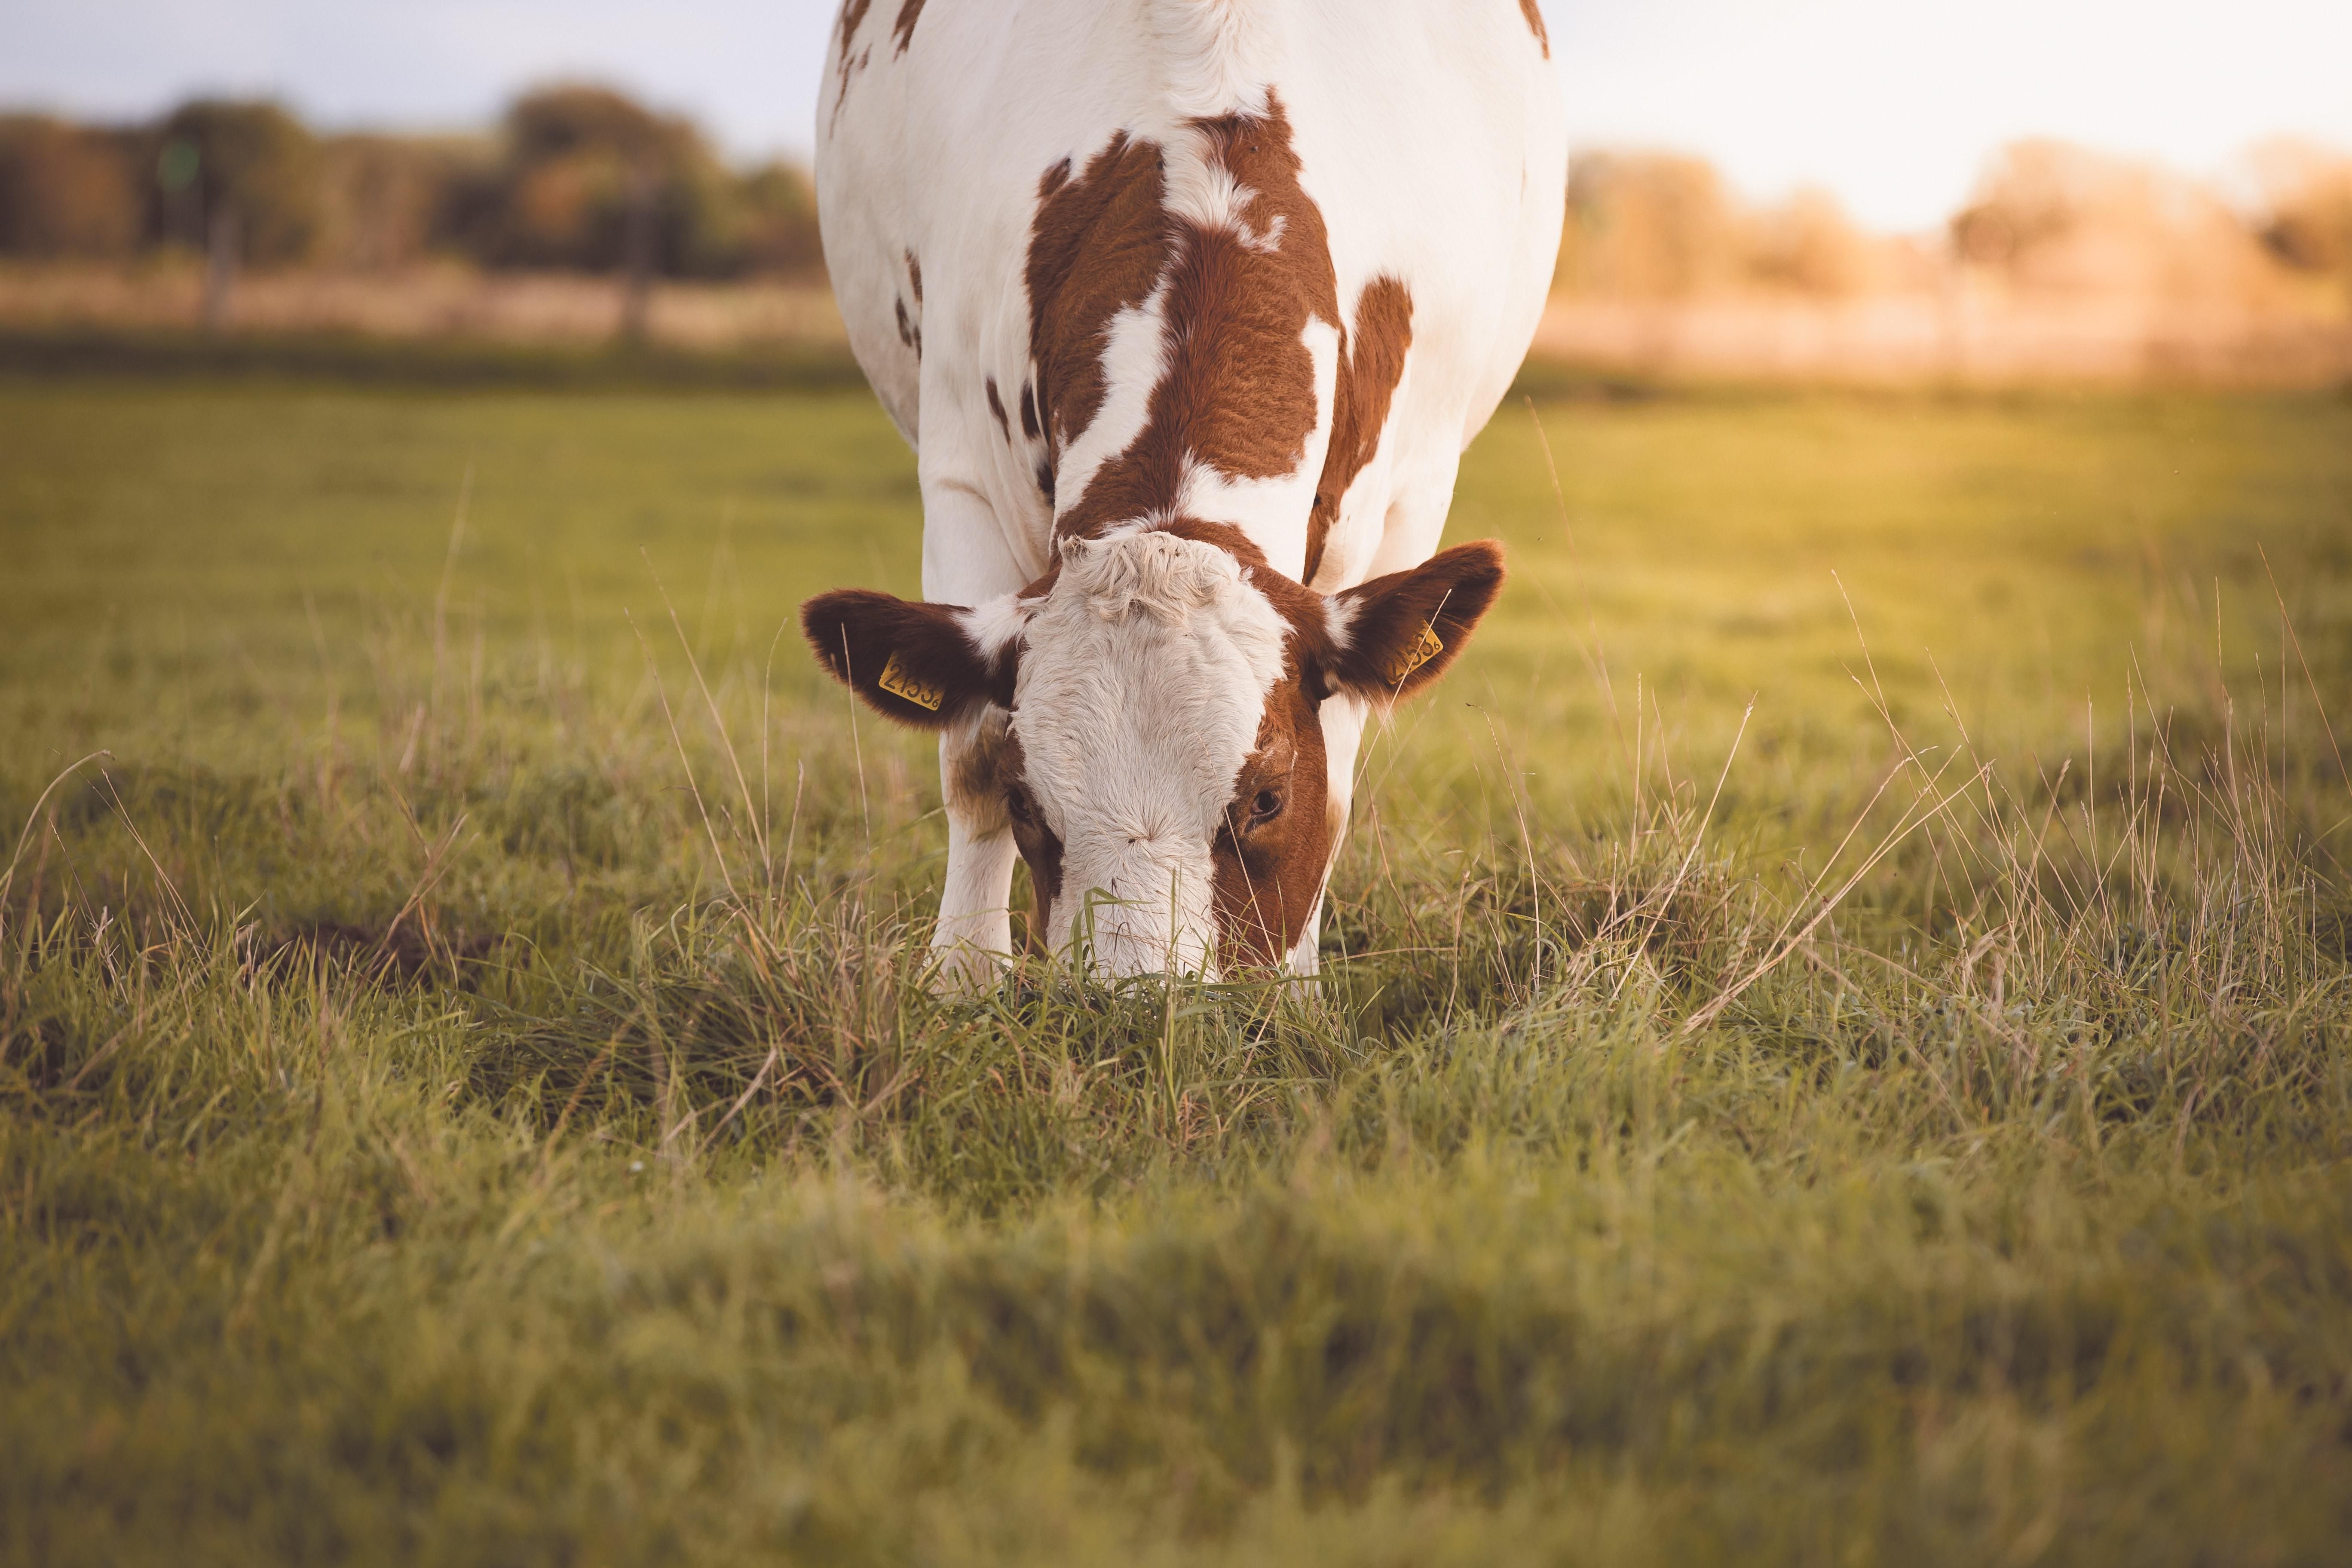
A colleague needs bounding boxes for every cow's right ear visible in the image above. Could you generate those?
[801,589,1014,728]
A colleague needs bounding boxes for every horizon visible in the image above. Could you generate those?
[5,0,2350,232]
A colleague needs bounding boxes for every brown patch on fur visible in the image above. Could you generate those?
[830,1,876,127]
[946,706,1015,827]
[1019,562,1062,602]
[1018,381,1041,440]
[984,377,1011,440]
[1025,134,1174,486]
[894,296,921,356]
[1518,0,1551,57]
[1046,95,1344,539]
[891,0,927,55]
[904,248,922,302]
[1210,662,1332,969]
[995,727,1065,942]
[1304,277,1413,585]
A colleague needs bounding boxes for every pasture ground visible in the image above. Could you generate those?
[3,376,2349,1565]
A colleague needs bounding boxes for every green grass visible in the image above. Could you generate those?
[3,376,2350,1565]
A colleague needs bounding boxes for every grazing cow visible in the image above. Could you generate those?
[803,0,1565,980]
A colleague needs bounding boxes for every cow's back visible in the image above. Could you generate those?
[817,0,1564,591]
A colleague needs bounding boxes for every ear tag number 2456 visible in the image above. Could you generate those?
[878,652,945,711]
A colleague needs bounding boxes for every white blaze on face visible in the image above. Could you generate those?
[1012,530,1289,976]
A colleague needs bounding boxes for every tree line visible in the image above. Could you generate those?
[0,86,824,282]
[1557,140,2352,304]
[6,86,2348,315]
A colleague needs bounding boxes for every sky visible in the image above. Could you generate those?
[5,0,2349,231]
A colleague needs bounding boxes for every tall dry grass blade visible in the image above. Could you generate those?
[646,550,770,879]
[1518,395,1620,730]
[1683,757,1990,1035]
[0,750,110,943]
[696,1044,782,1159]
[628,608,745,906]
[377,811,469,966]
[2258,543,2349,792]
[98,770,195,935]
[761,618,792,889]
[1478,708,1544,992]
[428,462,474,755]
[1611,699,1753,1006]
[838,625,871,845]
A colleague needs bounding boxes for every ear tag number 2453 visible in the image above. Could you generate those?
[877,652,945,711]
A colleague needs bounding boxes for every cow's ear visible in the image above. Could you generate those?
[1321,541,1505,705]
[801,589,1015,728]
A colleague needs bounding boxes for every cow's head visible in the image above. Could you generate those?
[802,525,1502,978]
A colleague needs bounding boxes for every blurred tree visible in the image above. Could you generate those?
[1741,187,1867,296]
[456,86,717,272]
[1950,141,2091,270]
[0,116,141,258]
[733,160,825,278]
[1555,152,1736,299]
[152,99,324,328]
[317,133,491,271]
[152,100,325,264]
[449,83,827,334]
[1951,139,2281,304]
[3,92,826,290]
[2246,140,2352,281]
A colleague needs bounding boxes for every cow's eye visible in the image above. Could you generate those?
[1246,786,1286,829]
[1004,784,1036,827]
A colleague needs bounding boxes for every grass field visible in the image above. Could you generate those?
[3,375,2350,1565]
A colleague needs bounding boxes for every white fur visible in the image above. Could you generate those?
[934,803,1020,985]
[817,0,1565,978]
[1148,0,1279,120]
[958,593,1034,663]
[1321,591,1361,651]
[1011,532,1288,975]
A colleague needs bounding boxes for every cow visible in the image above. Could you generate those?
[803,0,1565,982]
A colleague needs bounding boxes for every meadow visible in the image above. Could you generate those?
[2,370,2349,1565]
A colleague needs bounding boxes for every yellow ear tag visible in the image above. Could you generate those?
[1385,620,1444,685]
[876,652,945,711]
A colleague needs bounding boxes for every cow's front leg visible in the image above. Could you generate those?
[931,705,1019,990]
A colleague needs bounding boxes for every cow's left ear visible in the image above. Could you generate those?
[1320,541,1505,705]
